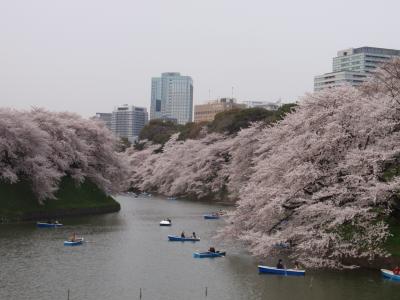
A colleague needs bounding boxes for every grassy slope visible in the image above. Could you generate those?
[385,218,400,257]
[0,177,120,221]
[381,165,400,257]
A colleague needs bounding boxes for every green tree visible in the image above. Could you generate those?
[177,122,207,141]
[208,104,296,135]
[139,119,182,144]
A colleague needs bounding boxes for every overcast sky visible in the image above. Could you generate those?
[1,0,400,117]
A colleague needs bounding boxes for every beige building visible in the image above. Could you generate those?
[194,98,245,123]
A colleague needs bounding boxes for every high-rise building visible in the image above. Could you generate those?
[150,72,193,124]
[94,113,112,130]
[110,104,148,142]
[314,47,400,91]
[194,98,246,123]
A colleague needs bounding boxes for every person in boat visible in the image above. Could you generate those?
[167,218,171,223]
[209,247,216,253]
[276,259,284,269]
[69,232,76,242]
[293,261,300,270]
[393,265,400,275]
[192,232,197,239]
[181,231,185,238]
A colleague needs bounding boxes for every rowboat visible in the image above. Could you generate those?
[381,269,400,281]
[203,214,220,220]
[160,220,172,226]
[37,222,63,228]
[258,265,305,276]
[168,235,200,242]
[64,238,84,246]
[193,251,226,258]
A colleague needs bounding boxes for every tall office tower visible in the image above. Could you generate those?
[111,104,148,142]
[314,47,400,91]
[150,72,193,124]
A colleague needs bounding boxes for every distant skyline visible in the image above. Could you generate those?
[1,0,400,117]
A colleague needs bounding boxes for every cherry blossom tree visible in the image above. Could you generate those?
[127,133,235,200]
[223,84,400,268]
[0,108,127,203]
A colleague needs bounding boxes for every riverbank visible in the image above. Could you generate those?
[0,177,120,223]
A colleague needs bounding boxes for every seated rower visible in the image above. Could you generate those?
[393,266,400,275]
[181,231,185,238]
[69,232,76,242]
[276,259,284,269]
[209,247,216,253]
[192,232,197,239]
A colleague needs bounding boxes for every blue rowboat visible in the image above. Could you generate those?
[37,222,63,228]
[193,251,226,258]
[203,214,220,220]
[64,238,84,246]
[258,265,305,276]
[168,235,200,242]
[381,269,400,281]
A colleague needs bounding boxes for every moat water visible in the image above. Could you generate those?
[0,195,399,300]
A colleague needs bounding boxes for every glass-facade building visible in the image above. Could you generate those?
[110,104,148,142]
[314,47,400,91]
[150,72,193,124]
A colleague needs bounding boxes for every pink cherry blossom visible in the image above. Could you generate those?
[0,108,127,203]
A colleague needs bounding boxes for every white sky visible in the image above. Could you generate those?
[1,0,400,117]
